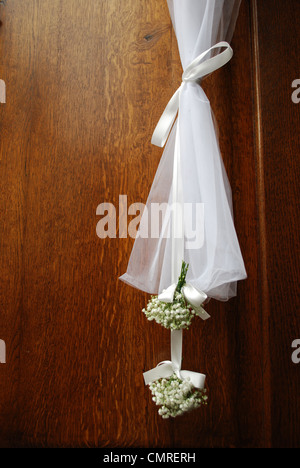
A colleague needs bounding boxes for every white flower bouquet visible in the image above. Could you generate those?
[143,291,195,330]
[149,374,208,419]
[142,261,209,330]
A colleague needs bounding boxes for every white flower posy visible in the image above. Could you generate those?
[142,261,208,331]
[149,374,208,419]
[142,291,195,330]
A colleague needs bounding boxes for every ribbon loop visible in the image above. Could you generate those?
[158,282,211,321]
[143,361,206,390]
[181,283,207,308]
[182,41,233,83]
[151,41,233,148]
[182,283,210,321]
[143,361,174,385]
[157,283,177,303]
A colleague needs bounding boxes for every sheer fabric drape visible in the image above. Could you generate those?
[120,0,246,302]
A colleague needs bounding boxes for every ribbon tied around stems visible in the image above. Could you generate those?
[143,282,209,390]
[143,361,206,390]
[158,282,211,321]
[151,41,233,148]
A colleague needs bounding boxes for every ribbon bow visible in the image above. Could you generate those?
[143,360,206,389]
[151,41,233,148]
[158,282,211,321]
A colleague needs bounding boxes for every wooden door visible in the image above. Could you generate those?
[0,0,299,448]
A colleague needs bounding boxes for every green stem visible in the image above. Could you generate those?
[175,261,189,293]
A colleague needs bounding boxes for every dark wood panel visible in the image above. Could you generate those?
[0,1,27,447]
[253,0,300,448]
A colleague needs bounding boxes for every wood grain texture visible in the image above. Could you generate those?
[253,0,300,449]
[0,0,299,448]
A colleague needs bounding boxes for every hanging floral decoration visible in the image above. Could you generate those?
[120,0,246,419]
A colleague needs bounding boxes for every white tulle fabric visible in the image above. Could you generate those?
[120,0,246,301]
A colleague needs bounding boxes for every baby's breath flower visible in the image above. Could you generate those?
[149,374,208,418]
[143,291,194,330]
[142,261,207,330]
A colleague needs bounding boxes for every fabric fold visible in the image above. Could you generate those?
[120,0,246,302]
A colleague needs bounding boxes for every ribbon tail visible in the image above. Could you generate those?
[151,85,183,147]
[171,329,182,378]
[194,306,211,321]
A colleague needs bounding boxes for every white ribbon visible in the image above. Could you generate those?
[143,282,210,388]
[143,361,206,390]
[151,42,233,148]
[158,283,211,321]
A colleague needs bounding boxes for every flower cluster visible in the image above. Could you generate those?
[142,292,195,330]
[149,374,208,418]
[142,261,202,330]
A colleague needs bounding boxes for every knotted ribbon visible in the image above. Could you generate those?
[158,282,211,321]
[151,41,233,148]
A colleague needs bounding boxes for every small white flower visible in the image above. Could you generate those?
[149,374,208,419]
